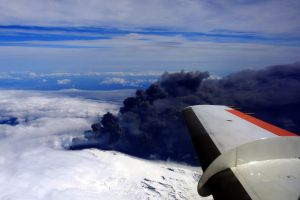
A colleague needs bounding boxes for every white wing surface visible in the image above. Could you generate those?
[183,105,300,200]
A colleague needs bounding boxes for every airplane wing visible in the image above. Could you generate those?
[183,105,300,200]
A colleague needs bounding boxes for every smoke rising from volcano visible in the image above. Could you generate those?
[71,63,300,165]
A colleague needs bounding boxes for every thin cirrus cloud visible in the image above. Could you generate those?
[0,0,299,73]
[0,0,299,34]
[1,25,300,47]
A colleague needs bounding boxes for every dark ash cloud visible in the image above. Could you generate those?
[70,63,300,165]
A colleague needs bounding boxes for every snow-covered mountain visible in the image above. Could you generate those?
[0,90,212,200]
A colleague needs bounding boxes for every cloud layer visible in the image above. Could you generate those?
[1,33,299,73]
[0,90,117,139]
[0,90,208,199]
[0,0,300,34]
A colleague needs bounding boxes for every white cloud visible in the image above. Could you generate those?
[28,72,37,77]
[100,77,127,85]
[100,77,156,87]
[0,90,117,138]
[207,74,222,80]
[57,79,71,85]
[0,90,210,200]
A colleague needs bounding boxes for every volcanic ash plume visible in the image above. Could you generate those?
[70,63,300,165]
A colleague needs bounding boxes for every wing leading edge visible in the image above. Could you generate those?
[183,105,300,200]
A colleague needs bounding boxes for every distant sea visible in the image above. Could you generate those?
[0,72,159,91]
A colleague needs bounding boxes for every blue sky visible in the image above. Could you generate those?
[0,0,299,74]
